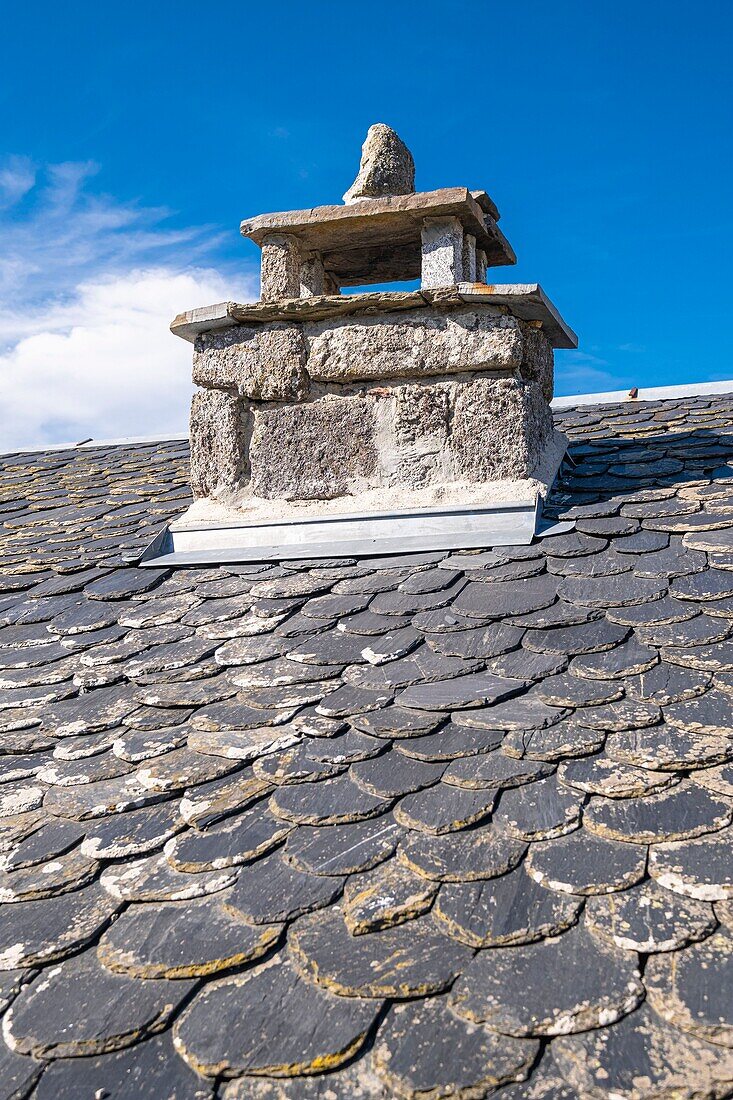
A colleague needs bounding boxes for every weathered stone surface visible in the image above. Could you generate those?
[585,779,732,843]
[343,123,415,203]
[4,949,195,1058]
[552,1002,733,1099]
[0,846,99,902]
[193,324,307,400]
[394,782,496,834]
[494,776,582,839]
[452,376,553,482]
[395,721,503,760]
[586,879,716,953]
[101,852,237,902]
[649,825,733,900]
[435,864,582,948]
[81,802,182,859]
[444,751,554,789]
[174,954,380,1077]
[223,849,342,923]
[606,725,733,773]
[259,232,301,301]
[189,388,249,499]
[558,755,678,799]
[400,823,526,882]
[343,857,438,934]
[525,829,647,895]
[166,807,290,871]
[285,816,400,876]
[372,996,538,1098]
[270,773,390,825]
[0,883,118,969]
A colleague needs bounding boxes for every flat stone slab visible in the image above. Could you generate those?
[284,816,400,876]
[0,883,119,969]
[586,879,716,953]
[584,779,732,843]
[174,954,381,1077]
[525,829,647,895]
[450,922,643,1037]
[399,823,526,882]
[649,825,733,900]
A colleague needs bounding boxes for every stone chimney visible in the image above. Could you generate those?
[167,125,577,561]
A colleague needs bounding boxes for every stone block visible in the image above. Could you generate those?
[461,234,477,283]
[421,217,465,288]
[193,325,308,402]
[389,383,452,489]
[450,376,554,482]
[189,389,250,499]
[306,307,522,383]
[260,233,301,301]
[300,254,326,298]
[519,323,554,402]
[249,394,378,500]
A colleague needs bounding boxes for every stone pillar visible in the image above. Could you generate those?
[299,253,326,298]
[420,217,465,288]
[462,233,477,283]
[260,233,301,302]
[189,389,249,499]
[476,249,488,284]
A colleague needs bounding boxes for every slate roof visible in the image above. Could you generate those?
[0,395,732,1098]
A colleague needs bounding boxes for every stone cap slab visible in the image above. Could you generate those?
[170,284,578,350]
[240,188,514,285]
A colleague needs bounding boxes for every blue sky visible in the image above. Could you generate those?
[1,0,732,447]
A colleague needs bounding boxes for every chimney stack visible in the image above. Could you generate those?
[164,125,577,563]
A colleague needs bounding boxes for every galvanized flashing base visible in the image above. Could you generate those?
[140,496,567,567]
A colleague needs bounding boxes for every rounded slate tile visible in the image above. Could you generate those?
[100,851,237,902]
[399,823,526,882]
[696,761,733,798]
[80,801,183,859]
[252,743,345,784]
[525,829,647,895]
[165,807,291,871]
[222,849,343,923]
[98,896,282,979]
[344,648,483,692]
[606,725,733,772]
[395,672,525,713]
[637,614,732,648]
[450,921,643,1037]
[523,619,629,656]
[305,729,385,765]
[351,752,444,798]
[4,947,195,1058]
[43,774,173,820]
[0,818,85,872]
[173,954,381,1078]
[585,879,716,953]
[552,1002,733,1100]
[188,724,302,762]
[316,684,393,718]
[372,996,539,1098]
[557,574,667,608]
[584,780,732,844]
[607,595,699,626]
[665,687,733,735]
[351,705,444,739]
[112,725,188,762]
[434,864,583,948]
[495,776,583,840]
[343,857,438,934]
[394,782,496,834]
[0,779,44,818]
[509,602,604,629]
[424,622,523,660]
[451,694,569,731]
[394,722,503,761]
[671,567,733,602]
[495,1060,580,1099]
[37,752,134,787]
[443,752,554,789]
[648,825,733,900]
[534,673,623,707]
[0,845,99,903]
[0,1041,42,1098]
[452,575,558,619]
[284,816,400,876]
[558,755,678,799]
[663,639,733,672]
[572,638,659,680]
[488,647,568,681]
[502,721,606,762]
[134,676,237,708]
[626,662,711,705]
[270,773,391,825]
[574,699,662,732]
[289,907,473,998]
[0,882,119,969]
[179,772,271,830]
[33,1032,214,1100]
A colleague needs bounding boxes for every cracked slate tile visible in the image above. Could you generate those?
[394,722,504,761]
[399,823,526,882]
[372,996,538,1099]
[451,694,568,731]
[450,920,643,1037]
[394,782,496,834]
[585,879,716,953]
[525,829,647,895]
[173,953,381,1078]
[626,662,711,705]
[0,882,118,969]
[270,773,391,825]
[289,906,473,998]
[285,816,400,876]
[345,648,484,691]
[253,743,345,784]
[343,857,438,934]
[4,947,195,1058]
[434,863,583,948]
[584,780,732,844]
[502,720,606,762]
[606,726,733,772]
[509,602,604,629]
[351,751,444,798]
[648,825,733,900]
[316,684,393,718]
[552,1002,733,1099]
[188,724,303,763]
[98,896,282,979]
[100,851,237,901]
[494,775,583,839]
[0,818,85,872]
[32,1032,214,1100]
[558,755,679,799]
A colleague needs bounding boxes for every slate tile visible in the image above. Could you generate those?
[360,626,422,664]
[173,954,380,1077]
[285,816,400,876]
[525,829,647,895]
[189,699,298,734]
[179,772,272,830]
[637,614,733,648]
[537,531,607,557]
[575,698,662,731]
[350,705,444,738]
[451,694,568,731]
[166,807,290,871]
[534,673,623,706]
[509,602,604,629]
[665,687,733,735]
[494,1061,580,1099]
[606,726,733,772]
[290,907,473,998]
[0,779,45,818]
[351,752,443,798]
[394,782,496,834]
[0,845,99,902]
[270,773,391,826]
[101,853,237,902]
[572,637,659,679]
[394,671,526,712]
[552,1003,733,1100]
[648,825,733,900]
[253,744,345,784]
[452,575,558,619]
[112,725,188,762]
[5,948,195,1058]
[546,550,631,579]
[558,755,679,799]
[671,567,733,601]
[0,818,85,872]
[557,574,667,608]
[586,879,716,953]
[372,996,538,1097]
[80,802,183,859]
[33,1032,214,1100]
[696,761,733,797]
[44,774,174,820]
[136,747,241,793]
[495,775,583,839]
[337,609,411,635]
[343,857,438,934]
[228,655,345,690]
[502,721,606,762]
[399,823,526,882]
[413,607,493,632]
[584,780,732,843]
[394,722,503,761]
[663,638,733,671]
[435,864,583,948]
[450,922,643,1036]
[606,595,699,626]
[83,568,166,601]
[488,647,568,681]
[316,684,393,718]
[424,622,523,660]
[38,752,134,787]
[0,1042,43,1097]
[0,881,118,971]
[99,896,282,979]
[304,728,384,765]
[346,648,484,691]
[444,751,555,789]
[626,661,711,705]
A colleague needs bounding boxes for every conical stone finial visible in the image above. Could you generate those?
[342,123,415,204]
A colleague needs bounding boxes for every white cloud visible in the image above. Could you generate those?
[0,156,257,450]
